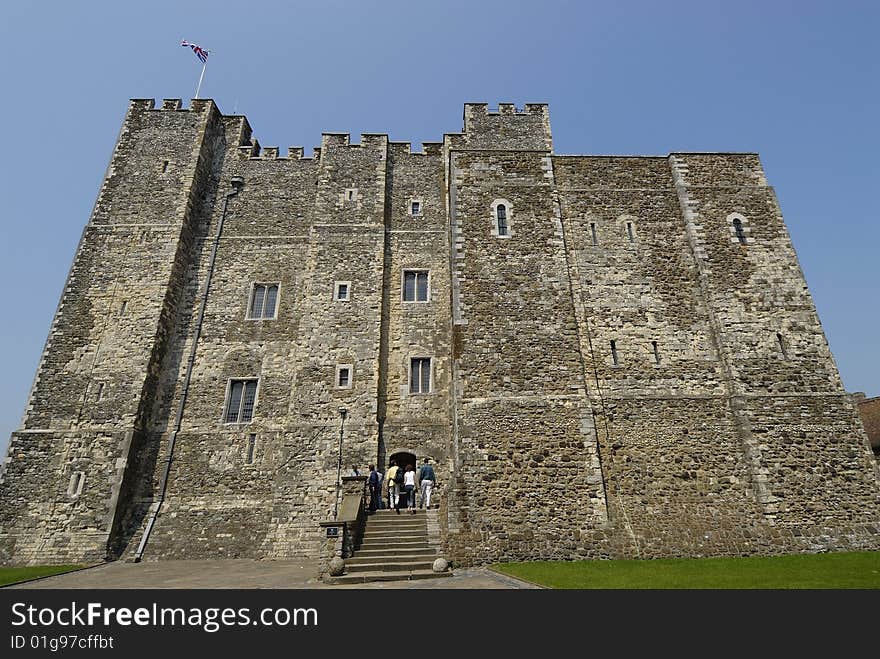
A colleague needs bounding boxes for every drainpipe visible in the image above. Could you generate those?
[334,407,347,520]
[134,176,245,561]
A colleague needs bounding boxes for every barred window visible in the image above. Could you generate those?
[225,379,258,423]
[497,206,509,236]
[248,284,279,319]
[334,281,351,301]
[336,365,353,389]
[403,270,429,302]
[410,358,431,394]
[491,199,513,238]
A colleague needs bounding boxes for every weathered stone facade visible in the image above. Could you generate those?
[1,99,878,566]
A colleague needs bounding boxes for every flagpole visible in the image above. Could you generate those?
[194,59,207,99]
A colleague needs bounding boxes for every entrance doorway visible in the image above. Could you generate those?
[388,451,416,471]
[388,452,417,509]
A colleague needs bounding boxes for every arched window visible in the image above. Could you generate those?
[491,199,512,238]
[733,218,746,244]
[496,204,508,236]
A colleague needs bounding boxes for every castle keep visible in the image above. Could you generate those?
[1,99,878,566]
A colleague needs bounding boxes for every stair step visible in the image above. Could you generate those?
[370,508,425,519]
[325,570,452,585]
[363,531,428,542]
[358,542,432,552]
[347,553,437,567]
[364,523,427,532]
[366,517,427,525]
[354,547,436,558]
[346,560,437,573]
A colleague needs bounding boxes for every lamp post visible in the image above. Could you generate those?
[334,407,347,520]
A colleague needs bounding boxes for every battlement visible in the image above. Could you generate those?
[388,141,443,157]
[461,102,552,151]
[320,133,388,150]
[126,98,553,161]
[237,142,313,160]
[129,98,218,114]
[463,102,549,116]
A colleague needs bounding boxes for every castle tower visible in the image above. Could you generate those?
[1,100,877,566]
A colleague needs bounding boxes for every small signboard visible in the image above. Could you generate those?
[325,526,339,538]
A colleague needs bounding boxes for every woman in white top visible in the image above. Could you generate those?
[403,465,417,513]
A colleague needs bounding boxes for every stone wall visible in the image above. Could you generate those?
[1,99,877,566]
[0,99,221,563]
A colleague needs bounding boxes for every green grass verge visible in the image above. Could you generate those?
[492,551,880,589]
[0,565,85,587]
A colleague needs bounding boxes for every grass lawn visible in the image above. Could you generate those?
[492,551,880,589]
[0,565,85,587]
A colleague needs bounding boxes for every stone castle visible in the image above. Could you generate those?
[1,99,878,566]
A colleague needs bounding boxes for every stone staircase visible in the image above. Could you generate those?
[329,508,451,584]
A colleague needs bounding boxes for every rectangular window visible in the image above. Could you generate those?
[248,284,279,319]
[403,270,429,302]
[590,222,598,246]
[411,201,421,215]
[336,365,353,389]
[334,281,351,301]
[410,358,431,394]
[225,379,258,423]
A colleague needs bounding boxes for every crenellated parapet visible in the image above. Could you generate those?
[388,141,443,157]
[461,102,552,151]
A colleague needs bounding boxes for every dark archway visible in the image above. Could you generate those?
[388,451,417,510]
[388,451,416,471]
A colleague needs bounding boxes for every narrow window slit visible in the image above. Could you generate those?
[246,434,256,465]
[611,340,619,366]
[652,341,661,364]
[776,333,788,358]
[590,222,598,245]
[68,472,84,497]
[733,218,747,244]
[496,204,508,236]
[626,222,635,243]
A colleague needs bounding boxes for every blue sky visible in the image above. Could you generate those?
[0,1,877,454]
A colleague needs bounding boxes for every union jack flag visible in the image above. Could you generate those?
[181,40,209,64]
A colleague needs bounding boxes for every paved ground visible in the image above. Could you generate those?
[7,560,541,589]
